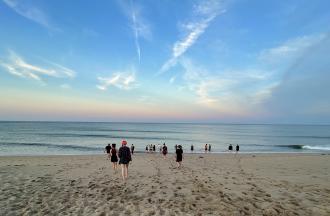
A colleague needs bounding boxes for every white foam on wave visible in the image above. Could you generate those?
[302,145,330,151]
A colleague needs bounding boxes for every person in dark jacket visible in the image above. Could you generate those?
[118,140,132,180]
[176,145,183,168]
[162,143,168,159]
[104,144,111,160]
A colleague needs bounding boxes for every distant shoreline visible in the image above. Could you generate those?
[0,120,329,126]
[0,151,328,158]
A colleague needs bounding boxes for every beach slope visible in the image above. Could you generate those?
[0,153,329,215]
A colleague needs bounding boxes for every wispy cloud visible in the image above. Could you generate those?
[0,50,76,81]
[182,33,327,115]
[97,70,138,91]
[131,8,141,63]
[177,58,275,114]
[260,33,330,122]
[160,0,225,73]
[130,1,151,63]
[3,0,59,31]
[118,0,151,63]
[258,34,326,64]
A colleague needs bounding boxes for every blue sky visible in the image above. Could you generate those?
[0,0,330,123]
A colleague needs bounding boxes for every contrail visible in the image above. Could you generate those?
[131,1,141,63]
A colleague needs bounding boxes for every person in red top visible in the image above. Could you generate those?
[118,140,132,181]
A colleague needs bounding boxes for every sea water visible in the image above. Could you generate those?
[0,121,329,156]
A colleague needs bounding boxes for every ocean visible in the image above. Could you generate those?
[0,121,329,156]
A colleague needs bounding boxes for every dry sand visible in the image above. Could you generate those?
[0,153,329,216]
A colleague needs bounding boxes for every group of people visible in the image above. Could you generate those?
[145,144,159,152]
[104,141,132,180]
[105,142,241,180]
[228,144,240,153]
[105,142,183,180]
[161,143,183,168]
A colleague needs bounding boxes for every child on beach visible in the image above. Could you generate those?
[205,144,208,152]
[176,145,183,168]
[118,140,132,181]
[110,144,118,171]
[131,144,135,155]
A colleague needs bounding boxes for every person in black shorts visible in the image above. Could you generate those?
[176,145,183,168]
[104,144,111,160]
[110,143,118,171]
[118,140,132,180]
[162,143,168,159]
[131,144,135,155]
[236,144,240,153]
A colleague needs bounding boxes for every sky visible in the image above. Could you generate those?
[0,0,330,123]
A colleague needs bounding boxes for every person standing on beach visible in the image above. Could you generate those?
[208,144,211,152]
[153,144,156,152]
[205,144,208,152]
[158,143,162,153]
[228,144,233,151]
[176,145,183,168]
[191,144,194,152]
[118,140,132,181]
[236,144,240,153]
[104,144,111,160]
[131,144,135,155]
[162,143,168,159]
[110,144,118,171]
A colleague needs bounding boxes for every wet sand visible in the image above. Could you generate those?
[0,153,329,215]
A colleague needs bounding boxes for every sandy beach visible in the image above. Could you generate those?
[0,153,329,216]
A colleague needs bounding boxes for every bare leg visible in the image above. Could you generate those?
[121,164,125,180]
[125,164,128,179]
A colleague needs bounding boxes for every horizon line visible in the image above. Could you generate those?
[0,120,329,126]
